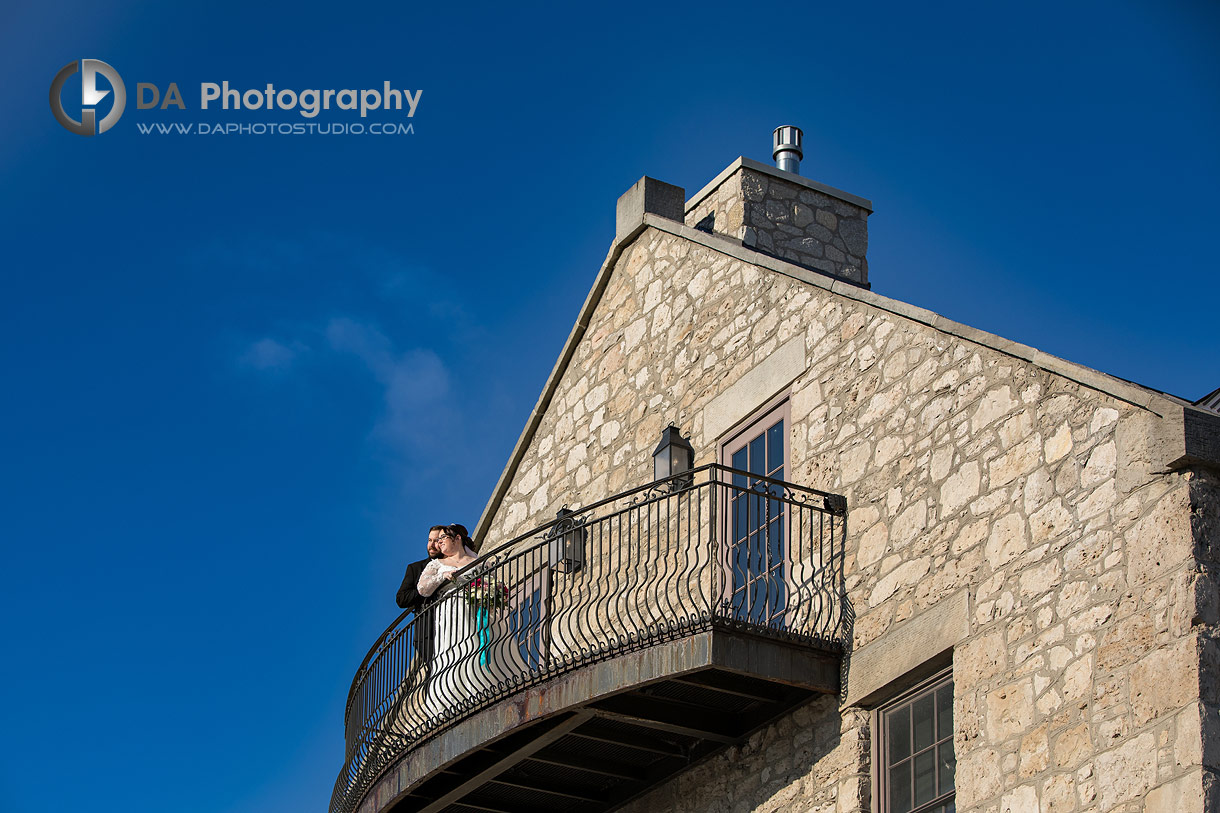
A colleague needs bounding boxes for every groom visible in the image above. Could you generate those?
[396,525,445,612]
[396,525,446,686]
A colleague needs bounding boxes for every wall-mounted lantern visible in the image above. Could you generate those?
[547,506,586,574]
[652,423,694,489]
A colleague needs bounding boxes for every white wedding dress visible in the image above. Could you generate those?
[417,560,481,719]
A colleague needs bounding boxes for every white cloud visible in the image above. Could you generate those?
[325,318,454,459]
[239,338,302,371]
[236,316,461,474]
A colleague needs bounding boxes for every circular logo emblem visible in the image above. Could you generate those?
[50,59,126,136]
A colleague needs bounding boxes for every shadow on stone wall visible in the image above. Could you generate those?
[617,693,869,813]
[840,593,856,705]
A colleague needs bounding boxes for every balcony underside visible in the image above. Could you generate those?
[359,626,840,813]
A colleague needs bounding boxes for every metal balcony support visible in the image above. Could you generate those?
[412,713,593,813]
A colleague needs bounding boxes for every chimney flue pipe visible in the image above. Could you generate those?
[773,125,803,174]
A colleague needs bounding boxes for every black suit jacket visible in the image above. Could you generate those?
[396,557,435,612]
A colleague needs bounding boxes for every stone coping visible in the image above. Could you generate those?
[472,211,1191,547]
[684,156,875,214]
[843,590,970,707]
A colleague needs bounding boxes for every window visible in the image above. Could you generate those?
[720,398,789,627]
[511,586,545,671]
[507,568,550,673]
[878,672,955,813]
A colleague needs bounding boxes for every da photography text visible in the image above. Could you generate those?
[50,58,422,138]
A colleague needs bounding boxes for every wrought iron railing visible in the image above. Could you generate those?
[331,464,847,813]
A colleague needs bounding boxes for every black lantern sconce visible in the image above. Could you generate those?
[652,423,695,490]
[547,506,586,574]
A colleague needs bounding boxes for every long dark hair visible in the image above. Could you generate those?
[445,523,475,552]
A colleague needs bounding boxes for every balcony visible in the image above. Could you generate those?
[332,464,849,813]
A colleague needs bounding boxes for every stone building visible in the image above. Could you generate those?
[334,130,1220,813]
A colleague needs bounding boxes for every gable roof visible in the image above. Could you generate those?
[472,211,1184,546]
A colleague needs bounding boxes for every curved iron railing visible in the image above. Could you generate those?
[331,464,847,813]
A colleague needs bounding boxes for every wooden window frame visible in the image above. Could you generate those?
[718,394,791,627]
[718,393,791,471]
[873,669,955,813]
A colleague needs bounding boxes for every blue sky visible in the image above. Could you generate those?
[1,1,1217,811]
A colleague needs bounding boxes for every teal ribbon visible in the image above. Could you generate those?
[476,606,491,667]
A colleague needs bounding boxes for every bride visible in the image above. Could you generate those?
[416,524,480,718]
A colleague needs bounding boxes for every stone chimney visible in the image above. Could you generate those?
[684,156,873,287]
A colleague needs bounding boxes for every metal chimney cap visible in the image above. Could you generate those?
[773,125,803,159]
[773,125,803,174]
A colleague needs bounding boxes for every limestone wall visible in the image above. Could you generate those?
[619,696,870,813]
[684,164,870,285]
[479,224,1212,812]
[1193,468,1220,806]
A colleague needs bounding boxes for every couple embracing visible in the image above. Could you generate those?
[395,524,485,716]
[395,524,478,612]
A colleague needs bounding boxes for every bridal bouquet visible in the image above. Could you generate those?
[465,574,509,669]
[464,575,509,611]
